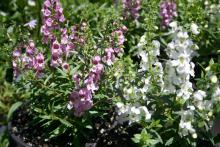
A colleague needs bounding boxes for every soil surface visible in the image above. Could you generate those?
[9,104,139,147]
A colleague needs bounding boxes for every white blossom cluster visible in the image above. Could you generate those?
[162,22,199,137]
[116,102,151,124]
[138,38,164,93]
[163,22,198,101]
[192,63,220,119]
[179,105,197,138]
[116,39,163,124]
[115,22,220,140]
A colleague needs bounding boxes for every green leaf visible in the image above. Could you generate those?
[151,130,163,144]
[49,125,67,138]
[89,111,98,114]
[44,74,53,85]
[85,125,93,129]
[56,67,67,78]
[165,137,174,146]
[132,134,141,143]
[58,118,73,127]
[0,101,7,109]
[7,102,22,121]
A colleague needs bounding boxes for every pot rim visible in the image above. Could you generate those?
[8,122,31,147]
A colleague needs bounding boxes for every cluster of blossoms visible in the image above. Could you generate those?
[162,22,198,137]
[41,0,65,43]
[163,22,197,101]
[122,0,141,19]
[103,28,126,65]
[138,39,164,93]
[42,0,87,69]
[116,102,151,124]
[192,61,220,123]
[160,0,177,28]
[115,22,213,139]
[68,56,104,116]
[116,39,162,124]
[68,27,126,116]
[13,41,45,79]
[179,106,197,138]
[190,23,200,35]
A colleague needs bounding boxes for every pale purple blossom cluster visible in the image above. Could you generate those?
[68,56,104,116]
[68,27,126,116]
[42,0,86,69]
[13,41,45,78]
[50,24,86,68]
[103,29,126,65]
[160,0,177,28]
[122,0,141,19]
[41,0,65,43]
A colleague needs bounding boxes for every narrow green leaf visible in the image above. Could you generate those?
[44,74,53,85]
[0,101,7,109]
[7,102,22,121]
[165,137,174,146]
[58,118,73,127]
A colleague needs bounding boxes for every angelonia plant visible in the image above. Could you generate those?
[13,0,126,116]
[12,0,127,142]
[11,0,220,146]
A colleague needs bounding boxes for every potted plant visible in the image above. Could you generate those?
[6,0,220,146]
[8,0,136,146]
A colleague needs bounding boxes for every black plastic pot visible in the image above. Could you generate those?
[0,125,6,135]
[212,118,220,147]
[8,122,30,147]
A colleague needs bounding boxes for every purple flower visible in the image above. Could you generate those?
[68,89,93,117]
[44,0,51,8]
[122,0,141,19]
[26,41,36,56]
[13,49,21,58]
[24,19,37,29]
[92,55,101,65]
[43,9,51,17]
[160,0,177,28]
[73,74,81,87]
[34,53,45,76]
[62,62,69,70]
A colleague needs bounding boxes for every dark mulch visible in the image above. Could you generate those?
[8,104,139,147]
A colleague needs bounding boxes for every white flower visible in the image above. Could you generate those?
[67,102,73,110]
[193,90,206,101]
[192,133,197,139]
[137,35,147,47]
[169,21,178,31]
[139,51,148,63]
[116,102,124,109]
[190,23,200,35]
[28,0,36,6]
[152,40,160,49]
[139,106,151,120]
[187,105,195,110]
[179,109,196,136]
[177,31,189,39]
[131,106,141,115]
[210,75,218,83]
[24,19,37,29]
[213,87,220,101]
